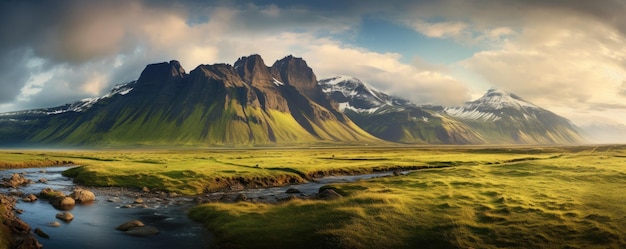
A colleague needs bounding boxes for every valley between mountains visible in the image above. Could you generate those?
[0,54,584,147]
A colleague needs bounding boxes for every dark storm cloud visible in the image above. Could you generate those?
[0,50,33,103]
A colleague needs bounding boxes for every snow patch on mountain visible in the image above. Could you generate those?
[337,102,380,114]
[444,108,502,121]
[445,88,539,121]
[321,75,386,102]
[0,81,135,117]
[272,77,284,86]
[471,88,538,110]
[319,75,414,114]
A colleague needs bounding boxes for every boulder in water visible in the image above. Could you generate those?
[22,194,38,202]
[69,188,95,203]
[286,188,301,194]
[1,173,33,188]
[46,221,61,227]
[125,226,159,236]
[34,228,50,239]
[39,188,65,199]
[55,212,74,222]
[51,197,75,210]
[116,220,145,231]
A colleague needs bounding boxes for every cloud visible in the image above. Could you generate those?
[298,41,470,106]
[620,81,626,97]
[411,20,468,39]
[462,14,626,109]
[0,49,35,104]
[1,0,626,131]
[0,0,470,112]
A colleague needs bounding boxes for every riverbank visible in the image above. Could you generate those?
[1,146,552,196]
[0,194,41,249]
[0,166,212,249]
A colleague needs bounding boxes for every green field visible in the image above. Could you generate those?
[1,145,625,248]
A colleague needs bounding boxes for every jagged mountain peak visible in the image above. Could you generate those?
[318,75,413,113]
[234,54,265,70]
[233,54,275,88]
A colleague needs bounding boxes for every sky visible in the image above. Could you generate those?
[1,0,625,143]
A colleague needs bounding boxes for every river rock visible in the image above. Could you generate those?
[55,212,74,222]
[70,188,95,203]
[22,194,38,202]
[50,197,75,210]
[285,188,301,194]
[168,192,178,198]
[133,198,144,204]
[1,194,43,249]
[40,188,65,199]
[235,194,248,202]
[38,178,48,183]
[125,226,159,236]
[107,197,121,202]
[116,220,145,231]
[279,195,300,202]
[2,173,33,188]
[8,189,24,197]
[317,189,342,200]
[142,186,150,192]
[9,218,30,232]
[46,221,61,227]
[34,228,50,239]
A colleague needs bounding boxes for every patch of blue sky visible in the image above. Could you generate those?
[351,17,481,65]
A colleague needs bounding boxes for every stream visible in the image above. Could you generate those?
[0,166,403,249]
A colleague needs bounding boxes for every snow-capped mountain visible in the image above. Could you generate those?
[319,76,485,144]
[0,81,135,118]
[318,75,412,113]
[319,76,584,144]
[444,88,539,121]
[443,88,584,144]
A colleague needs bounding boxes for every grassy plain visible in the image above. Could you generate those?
[189,145,626,249]
[1,145,626,248]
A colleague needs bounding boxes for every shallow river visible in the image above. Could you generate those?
[1,166,212,249]
[1,166,399,249]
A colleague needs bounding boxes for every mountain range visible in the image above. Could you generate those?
[320,76,583,144]
[0,54,584,147]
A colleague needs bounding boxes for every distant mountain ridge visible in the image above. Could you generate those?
[319,76,584,144]
[443,88,584,144]
[0,55,584,146]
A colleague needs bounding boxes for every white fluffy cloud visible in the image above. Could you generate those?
[0,1,468,111]
[461,12,626,126]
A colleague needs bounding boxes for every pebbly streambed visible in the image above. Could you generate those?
[1,166,404,248]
